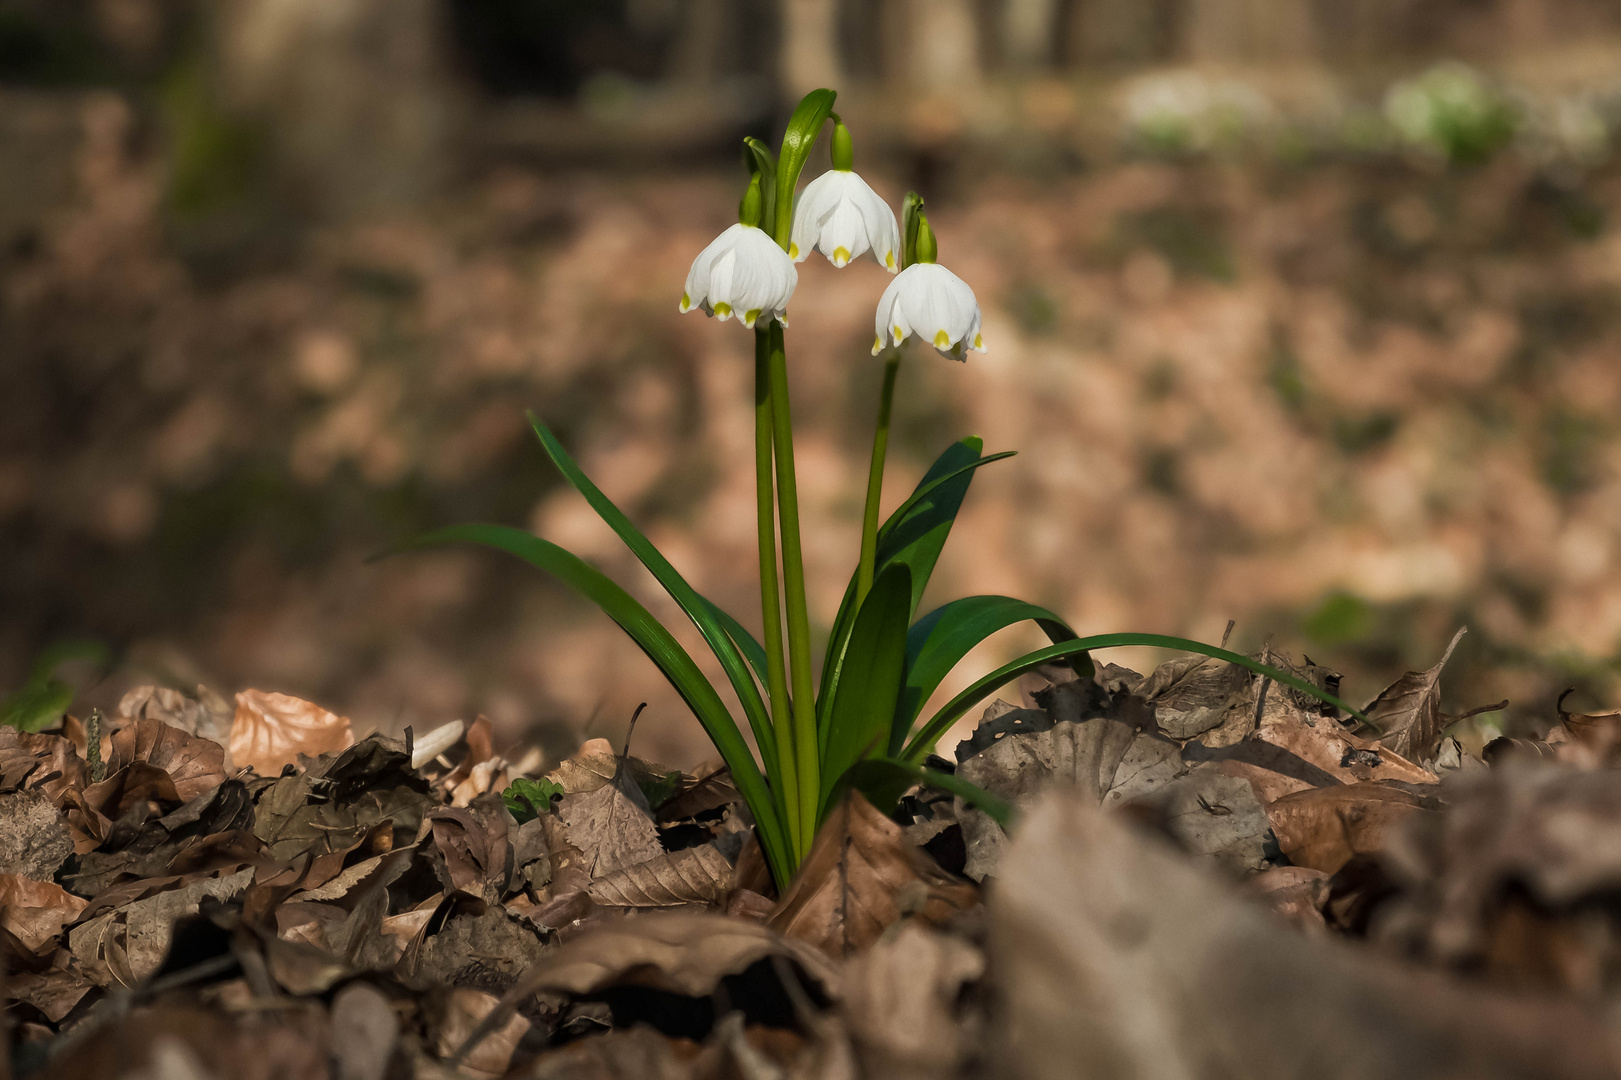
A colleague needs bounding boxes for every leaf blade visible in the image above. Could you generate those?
[818,564,912,820]
[398,523,792,886]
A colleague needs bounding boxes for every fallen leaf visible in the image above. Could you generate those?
[107,719,228,803]
[1140,654,1252,740]
[69,868,255,984]
[1249,866,1330,931]
[0,728,87,807]
[0,874,87,951]
[1364,627,1466,764]
[842,922,984,1080]
[427,795,512,899]
[1266,782,1434,874]
[522,1026,693,1080]
[769,792,978,957]
[588,842,732,908]
[117,686,231,748]
[558,780,661,878]
[230,690,354,775]
[330,982,400,1080]
[988,788,1621,1080]
[434,987,531,1080]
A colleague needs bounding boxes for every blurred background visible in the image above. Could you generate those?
[5,0,1621,766]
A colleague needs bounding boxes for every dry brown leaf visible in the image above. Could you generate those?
[587,842,732,908]
[0,874,87,952]
[1553,689,1621,768]
[0,728,87,807]
[108,719,227,803]
[989,788,1621,1080]
[230,690,354,775]
[1266,782,1433,874]
[117,685,231,747]
[1364,627,1466,763]
[1249,866,1330,931]
[842,922,984,1080]
[69,868,255,985]
[427,797,512,898]
[1140,654,1251,740]
[558,780,661,878]
[434,987,530,1080]
[769,792,978,958]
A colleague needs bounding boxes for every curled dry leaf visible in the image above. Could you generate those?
[434,987,531,1080]
[842,922,985,1080]
[989,788,1621,1080]
[769,792,978,958]
[427,796,512,899]
[0,728,87,807]
[1265,782,1436,874]
[117,685,231,747]
[230,690,354,775]
[108,719,228,803]
[0,874,87,952]
[1364,627,1466,764]
[588,842,732,908]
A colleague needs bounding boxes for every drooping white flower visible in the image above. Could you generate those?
[680,223,797,329]
[789,170,900,272]
[872,262,986,361]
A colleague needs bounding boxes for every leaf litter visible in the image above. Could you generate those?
[9,650,1621,1078]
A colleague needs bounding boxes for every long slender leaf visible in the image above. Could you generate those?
[893,595,1076,754]
[818,564,911,820]
[818,438,1010,741]
[901,632,1371,763]
[773,89,837,246]
[526,416,778,782]
[828,757,1013,830]
[399,524,793,887]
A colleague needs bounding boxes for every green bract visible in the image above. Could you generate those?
[405,90,1366,890]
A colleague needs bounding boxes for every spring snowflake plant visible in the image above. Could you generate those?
[405,90,1364,888]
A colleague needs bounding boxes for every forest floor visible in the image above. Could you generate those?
[3,639,1621,1079]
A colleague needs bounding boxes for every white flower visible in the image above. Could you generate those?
[679,223,797,329]
[789,170,900,272]
[872,262,986,361]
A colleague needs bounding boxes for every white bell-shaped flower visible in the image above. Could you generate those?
[872,262,986,361]
[789,170,901,271]
[679,223,797,329]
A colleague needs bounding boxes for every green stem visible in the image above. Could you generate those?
[754,327,800,857]
[766,321,820,857]
[856,350,902,603]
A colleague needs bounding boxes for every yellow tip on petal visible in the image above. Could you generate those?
[892,325,905,344]
[974,333,984,349]
[713,301,732,319]
[832,246,851,266]
[680,292,691,312]
[788,242,800,258]
[885,251,895,270]
[933,329,951,348]
[872,335,883,355]
[743,308,761,327]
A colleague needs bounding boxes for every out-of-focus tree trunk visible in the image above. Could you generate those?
[214,0,461,220]
[781,0,845,97]
[1003,0,1060,71]
[893,0,982,92]
[669,0,728,86]
[1064,0,1174,66]
[1181,0,1319,62]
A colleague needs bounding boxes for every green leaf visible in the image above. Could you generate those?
[818,564,911,820]
[902,632,1371,763]
[526,416,778,788]
[502,777,563,823]
[894,595,1076,754]
[773,89,836,246]
[0,679,73,733]
[818,439,1013,736]
[827,756,1013,830]
[398,523,793,887]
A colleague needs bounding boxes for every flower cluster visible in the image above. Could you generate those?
[679,121,984,361]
